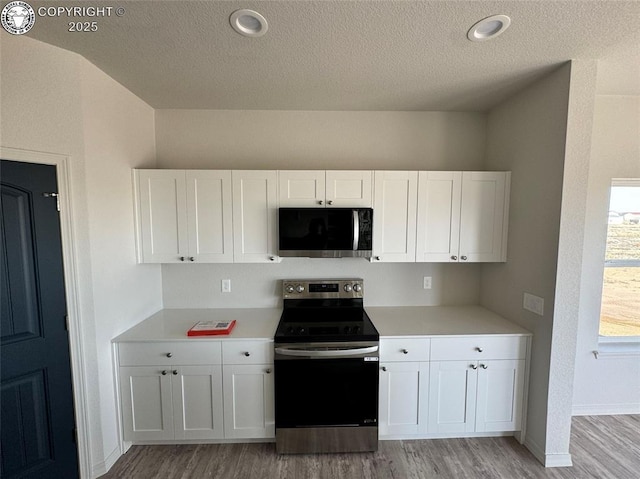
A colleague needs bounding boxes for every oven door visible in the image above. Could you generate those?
[274,342,379,453]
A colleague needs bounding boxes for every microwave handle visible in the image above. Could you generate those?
[352,210,360,250]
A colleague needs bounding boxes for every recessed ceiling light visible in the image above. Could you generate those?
[230,9,268,37]
[467,14,511,42]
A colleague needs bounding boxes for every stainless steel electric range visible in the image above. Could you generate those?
[274,278,380,454]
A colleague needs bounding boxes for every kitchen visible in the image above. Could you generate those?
[1,1,639,478]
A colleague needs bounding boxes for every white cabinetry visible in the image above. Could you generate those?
[428,336,526,434]
[278,170,372,207]
[135,170,233,263]
[379,338,430,436]
[222,341,275,439]
[416,171,510,262]
[232,170,279,263]
[119,342,224,442]
[372,171,418,262]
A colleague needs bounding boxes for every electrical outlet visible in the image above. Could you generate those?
[423,276,432,289]
[221,279,231,293]
[523,292,544,316]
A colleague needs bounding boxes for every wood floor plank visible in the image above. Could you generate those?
[101,416,640,479]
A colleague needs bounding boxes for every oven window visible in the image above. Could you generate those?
[275,358,379,427]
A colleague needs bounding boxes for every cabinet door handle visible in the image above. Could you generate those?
[189,256,195,262]
[451,255,457,261]
[470,364,478,370]
[375,256,381,261]
[166,352,173,358]
[179,257,185,262]
[480,364,488,369]
[243,352,251,357]
[265,369,272,374]
[172,370,178,375]
[161,370,168,375]
[327,200,333,205]
[269,256,276,261]
[476,347,483,353]
[318,200,323,205]
[381,366,387,372]
[461,255,468,261]
[401,349,409,355]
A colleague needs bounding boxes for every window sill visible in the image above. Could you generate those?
[594,337,640,359]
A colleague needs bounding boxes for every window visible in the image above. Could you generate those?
[599,180,640,338]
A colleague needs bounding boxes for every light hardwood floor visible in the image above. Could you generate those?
[101,415,639,478]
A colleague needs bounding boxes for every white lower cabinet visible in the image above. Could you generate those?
[223,364,275,439]
[379,362,429,436]
[428,336,527,435]
[120,365,224,442]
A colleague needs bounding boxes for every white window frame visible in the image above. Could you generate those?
[596,178,640,358]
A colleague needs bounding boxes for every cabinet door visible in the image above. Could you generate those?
[326,171,373,207]
[278,170,326,207]
[137,170,188,263]
[172,365,224,440]
[459,172,509,262]
[379,362,429,436]
[428,361,477,434]
[416,171,462,262]
[120,366,174,441]
[372,171,418,262]
[223,364,275,439]
[186,171,233,263]
[475,360,524,432]
[232,171,279,263]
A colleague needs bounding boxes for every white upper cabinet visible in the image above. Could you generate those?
[135,170,233,263]
[185,171,233,263]
[416,171,510,263]
[136,170,189,263]
[232,170,279,263]
[372,171,418,262]
[278,170,372,207]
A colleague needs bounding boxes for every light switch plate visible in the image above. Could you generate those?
[523,292,544,316]
[423,276,432,289]
[222,279,231,293]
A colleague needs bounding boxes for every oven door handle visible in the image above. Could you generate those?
[275,345,378,357]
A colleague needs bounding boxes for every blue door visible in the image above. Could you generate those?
[1,160,79,478]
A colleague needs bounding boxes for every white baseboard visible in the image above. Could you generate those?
[572,403,640,416]
[524,436,573,468]
[91,446,122,479]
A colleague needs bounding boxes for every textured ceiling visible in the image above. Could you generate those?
[26,0,640,111]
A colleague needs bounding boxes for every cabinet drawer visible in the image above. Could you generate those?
[118,341,222,366]
[380,338,430,362]
[430,336,526,361]
[223,341,273,365]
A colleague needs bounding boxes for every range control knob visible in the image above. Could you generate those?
[295,284,305,293]
[285,284,295,294]
[353,283,362,293]
[344,284,352,292]
[344,325,351,333]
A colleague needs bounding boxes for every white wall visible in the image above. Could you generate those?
[0,36,162,477]
[481,61,597,466]
[156,109,488,307]
[572,95,640,415]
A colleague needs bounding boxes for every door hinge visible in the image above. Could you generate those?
[43,192,60,211]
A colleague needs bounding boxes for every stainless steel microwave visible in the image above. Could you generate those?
[278,207,373,258]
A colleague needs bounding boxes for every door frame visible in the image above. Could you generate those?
[1,146,90,478]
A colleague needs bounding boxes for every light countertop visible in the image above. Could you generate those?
[367,306,531,337]
[113,308,282,342]
[113,305,530,343]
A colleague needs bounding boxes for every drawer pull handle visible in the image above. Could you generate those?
[172,370,178,375]
[166,353,173,358]
[476,347,483,353]
[470,364,478,370]
[480,364,488,369]
[381,366,387,372]
[161,370,168,375]
[244,352,251,357]
[266,369,272,374]
[401,349,409,355]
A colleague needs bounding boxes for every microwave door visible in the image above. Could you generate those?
[352,209,359,251]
